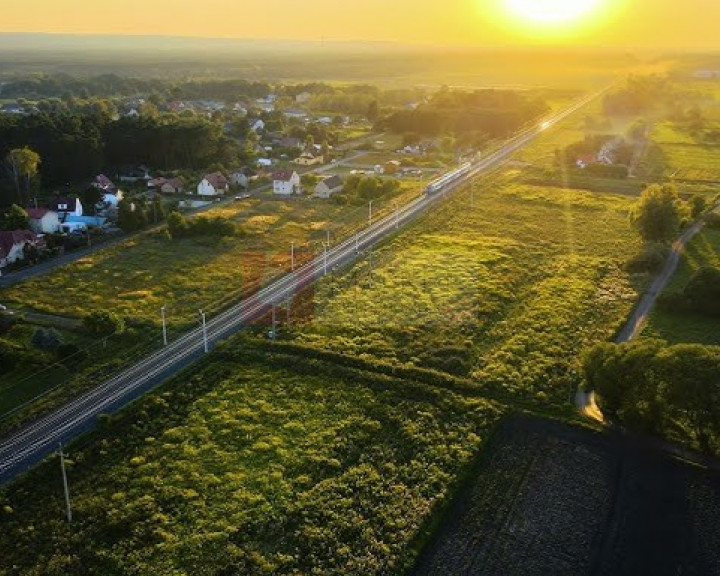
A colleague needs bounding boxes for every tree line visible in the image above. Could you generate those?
[0,105,242,206]
[377,89,549,141]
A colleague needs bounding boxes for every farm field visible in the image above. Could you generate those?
[295,174,643,404]
[0,342,506,576]
[411,415,720,576]
[651,119,720,182]
[643,226,720,345]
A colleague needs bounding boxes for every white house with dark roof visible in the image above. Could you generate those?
[197,172,229,196]
[49,197,83,218]
[272,170,301,196]
[27,208,61,234]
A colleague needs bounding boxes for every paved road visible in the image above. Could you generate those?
[576,205,719,417]
[0,91,603,485]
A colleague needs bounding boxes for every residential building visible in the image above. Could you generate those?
[315,175,344,199]
[160,178,184,194]
[294,150,324,166]
[272,170,301,196]
[0,230,38,267]
[27,208,61,234]
[49,197,83,218]
[197,172,229,196]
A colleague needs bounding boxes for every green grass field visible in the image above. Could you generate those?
[295,173,643,403]
[0,346,506,576]
[0,184,422,421]
[643,227,720,345]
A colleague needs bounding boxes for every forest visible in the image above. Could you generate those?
[378,89,549,142]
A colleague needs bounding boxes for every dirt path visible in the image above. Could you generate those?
[576,207,718,418]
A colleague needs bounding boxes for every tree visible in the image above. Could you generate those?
[80,186,104,216]
[367,100,380,123]
[658,344,720,453]
[166,211,189,239]
[5,148,41,205]
[631,184,686,243]
[83,310,125,337]
[31,328,63,351]
[357,177,380,200]
[684,267,720,316]
[117,199,147,233]
[305,134,315,151]
[689,194,707,219]
[321,140,331,161]
[582,339,666,429]
[2,204,29,231]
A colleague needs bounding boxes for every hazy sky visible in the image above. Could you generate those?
[1,0,718,49]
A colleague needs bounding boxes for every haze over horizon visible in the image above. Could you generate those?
[2,0,720,50]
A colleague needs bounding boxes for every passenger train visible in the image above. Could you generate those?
[425,162,473,195]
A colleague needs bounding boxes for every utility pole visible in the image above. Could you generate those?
[199,309,208,353]
[291,241,295,271]
[58,443,72,523]
[355,232,359,253]
[470,181,474,210]
[323,242,328,275]
[394,203,399,229]
[368,200,373,226]
[326,229,331,246]
[368,247,374,287]
[161,305,168,346]
[271,304,277,338]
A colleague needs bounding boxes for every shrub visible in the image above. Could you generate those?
[624,243,669,273]
[684,266,720,316]
[30,328,63,351]
[83,310,125,337]
[56,343,87,370]
[706,212,720,230]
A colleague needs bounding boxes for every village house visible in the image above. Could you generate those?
[294,150,324,166]
[197,172,229,196]
[272,170,302,196]
[251,119,266,133]
[230,171,250,188]
[27,208,61,234]
[314,175,344,199]
[161,178,184,194]
[295,92,311,104]
[0,230,39,267]
[49,197,83,218]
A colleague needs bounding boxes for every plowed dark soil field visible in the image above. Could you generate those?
[412,416,720,576]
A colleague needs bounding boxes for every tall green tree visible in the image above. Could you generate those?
[2,204,29,231]
[5,148,41,206]
[631,184,686,243]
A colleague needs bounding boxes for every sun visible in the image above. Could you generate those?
[505,0,602,24]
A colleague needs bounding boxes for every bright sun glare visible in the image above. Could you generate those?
[505,0,602,24]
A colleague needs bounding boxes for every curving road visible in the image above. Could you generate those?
[576,204,720,418]
[0,91,604,485]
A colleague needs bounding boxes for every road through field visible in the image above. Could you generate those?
[576,204,720,418]
[0,91,605,486]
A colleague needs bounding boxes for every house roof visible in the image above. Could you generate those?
[0,230,36,259]
[94,174,116,192]
[320,175,344,190]
[204,172,229,189]
[27,208,51,220]
[49,197,78,212]
[272,169,297,182]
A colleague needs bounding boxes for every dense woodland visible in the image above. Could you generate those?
[378,89,549,144]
